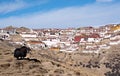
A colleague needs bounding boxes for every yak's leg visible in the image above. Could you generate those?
[20,56,25,60]
[16,57,19,60]
[19,57,23,60]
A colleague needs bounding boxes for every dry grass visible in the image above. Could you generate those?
[0,40,120,76]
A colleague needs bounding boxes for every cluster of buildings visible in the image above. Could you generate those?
[0,24,120,54]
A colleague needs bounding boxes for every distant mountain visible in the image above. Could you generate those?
[3,26,16,31]
[3,26,31,33]
[16,27,31,33]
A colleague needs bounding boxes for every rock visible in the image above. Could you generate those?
[41,62,54,69]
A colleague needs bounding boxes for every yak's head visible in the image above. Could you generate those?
[21,46,31,53]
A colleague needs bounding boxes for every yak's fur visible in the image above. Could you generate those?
[14,46,31,60]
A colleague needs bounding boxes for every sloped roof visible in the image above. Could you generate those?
[27,40,44,44]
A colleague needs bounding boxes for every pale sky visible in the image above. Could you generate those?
[0,0,120,28]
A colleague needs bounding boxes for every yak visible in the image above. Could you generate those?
[14,46,31,60]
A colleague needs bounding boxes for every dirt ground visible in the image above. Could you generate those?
[0,40,120,76]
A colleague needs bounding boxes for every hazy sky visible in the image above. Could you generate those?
[0,0,120,28]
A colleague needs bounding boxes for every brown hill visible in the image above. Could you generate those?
[16,27,31,33]
[0,40,120,76]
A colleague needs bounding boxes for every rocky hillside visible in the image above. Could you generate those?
[0,40,120,76]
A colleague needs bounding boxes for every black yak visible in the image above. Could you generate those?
[14,46,31,60]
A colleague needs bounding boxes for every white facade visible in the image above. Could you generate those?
[82,49,100,54]
[109,41,120,45]
[99,44,110,49]
[0,33,10,40]
[87,38,94,42]
[20,33,37,38]
[42,41,59,47]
